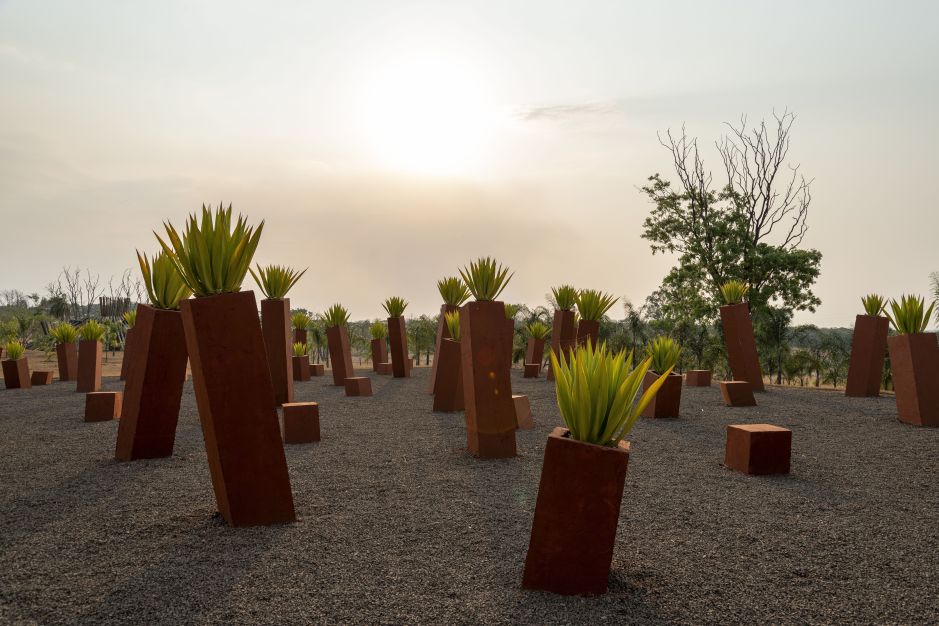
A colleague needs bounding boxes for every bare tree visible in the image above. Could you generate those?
[59,266,83,317]
[81,269,102,317]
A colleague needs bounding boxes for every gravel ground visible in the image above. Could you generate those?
[0,368,936,625]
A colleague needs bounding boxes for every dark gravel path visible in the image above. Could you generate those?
[1,369,936,624]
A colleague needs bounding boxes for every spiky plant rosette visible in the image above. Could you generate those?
[551,285,578,311]
[504,303,521,320]
[137,251,192,310]
[645,336,682,374]
[292,341,307,357]
[250,264,307,300]
[156,203,263,297]
[437,277,471,307]
[369,321,388,340]
[78,320,106,342]
[323,304,350,328]
[4,340,25,361]
[576,289,619,322]
[382,297,408,318]
[861,294,887,317]
[122,310,137,328]
[49,323,79,345]
[444,311,461,342]
[459,257,513,301]
[550,341,673,446]
[720,280,749,305]
[886,295,935,335]
[526,321,551,340]
[291,311,312,330]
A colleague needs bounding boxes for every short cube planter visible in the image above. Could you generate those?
[376,362,393,375]
[523,363,541,378]
[344,376,372,397]
[310,363,325,377]
[641,371,682,418]
[724,424,791,475]
[85,391,122,422]
[292,356,310,382]
[513,394,534,429]
[685,370,712,387]
[2,358,31,389]
[31,371,53,386]
[720,381,757,407]
[282,402,321,444]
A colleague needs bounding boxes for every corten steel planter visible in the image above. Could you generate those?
[326,325,354,386]
[719,303,765,392]
[2,358,31,389]
[504,318,516,372]
[376,362,393,375]
[293,328,307,347]
[576,319,600,350]
[641,371,682,418]
[85,391,121,422]
[55,342,78,382]
[432,338,463,412]
[513,394,534,429]
[685,370,712,387]
[31,371,53,386]
[547,310,576,382]
[76,339,103,393]
[720,381,757,407]
[887,333,939,427]
[523,427,630,596]
[388,316,410,378]
[845,314,889,397]
[292,356,310,381]
[460,300,517,459]
[115,304,190,461]
[281,402,320,444]
[120,326,138,381]
[180,291,296,527]
[724,424,791,475]
[344,376,373,396]
[428,304,457,393]
[524,363,541,378]
[370,338,388,373]
[262,298,294,406]
[526,338,545,369]
[310,362,325,377]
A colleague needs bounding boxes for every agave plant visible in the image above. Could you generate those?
[78,320,106,342]
[645,336,682,374]
[382,297,408,318]
[437,277,471,307]
[123,310,137,328]
[292,342,307,357]
[551,285,578,311]
[137,251,192,310]
[886,295,935,335]
[504,303,521,320]
[156,203,263,297]
[550,341,673,446]
[49,323,79,345]
[526,321,551,340]
[861,294,887,317]
[4,340,25,360]
[459,257,513,301]
[720,280,749,305]
[323,304,350,328]
[250,264,307,300]
[576,290,618,321]
[291,311,312,330]
[444,311,460,341]
[369,321,388,340]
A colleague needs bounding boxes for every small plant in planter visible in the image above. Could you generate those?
[323,303,354,386]
[252,264,307,405]
[369,321,389,372]
[846,294,890,398]
[429,277,472,393]
[76,320,105,393]
[2,340,31,389]
[156,203,295,526]
[546,285,579,381]
[291,341,311,381]
[291,311,312,345]
[718,280,764,391]
[444,311,461,341]
[383,297,410,378]
[575,289,618,349]
[642,336,683,418]
[524,342,672,595]
[885,295,938,426]
[116,251,193,461]
[433,311,464,411]
[524,321,551,376]
[49,322,79,382]
[458,257,517,458]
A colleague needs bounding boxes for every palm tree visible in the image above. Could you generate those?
[756,306,793,385]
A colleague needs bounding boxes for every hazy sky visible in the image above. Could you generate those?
[1,0,937,326]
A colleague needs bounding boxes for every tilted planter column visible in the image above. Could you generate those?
[261,298,294,405]
[428,304,457,393]
[433,337,464,412]
[388,316,410,378]
[526,338,545,368]
[845,314,889,397]
[56,342,78,382]
[76,339,103,393]
[460,301,517,458]
[120,325,138,381]
[887,332,939,427]
[576,320,600,349]
[370,338,388,372]
[546,310,576,381]
[293,327,307,347]
[115,304,189,461]
[326,325,354,386]
[2,357,31,389]
[720,303,765,392]
[180,291,296,526]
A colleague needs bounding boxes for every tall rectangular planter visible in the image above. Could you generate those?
[262,298,294,406]
[576,320,600,350]
[845,314,889,397]
[525,338,545,367]
[547,310,576,381]
[115,304,189,461]
[388,316,410,378]
[326,325,354,386]
[56,342,78,382]
[523,427,630,595]
[293,328,307,347]
[2,358,31,389]
[720,303,765,392]
[370,338,388,372]
[641,371,682,418]
[120,325,138,381]
[887,333,939,427]
[460,300,516,458]
[428,304,457,393]
[76,339,102,393]
[292,356,310,381]
[180,291,296,527]
[432,338,463,412]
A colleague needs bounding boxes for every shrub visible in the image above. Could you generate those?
[78,320,106,342]
[250,264,307,299]
[645,336,681,373]
[861,294,886,316]
[291,311,312,330]
[49,323,79,345]
[720,280,749,305]
[382,297,408,317]
[292,342,307,357]
[123,310,137,328]
[323,304,350,328]
[551,285,578,311]
[137,251,192,310]
[369,321,388,340]
[550,341,672,446]
[576,289,618,321]
[444,311,460,341]
[887,295,935,335]
[526,321,551,340]
[4,340,25,360]
[459,257,512,301]
[437,277,471,307]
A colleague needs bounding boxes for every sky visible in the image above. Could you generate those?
[1,0,937,326]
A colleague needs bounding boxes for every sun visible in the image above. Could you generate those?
[355,56,496,177]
